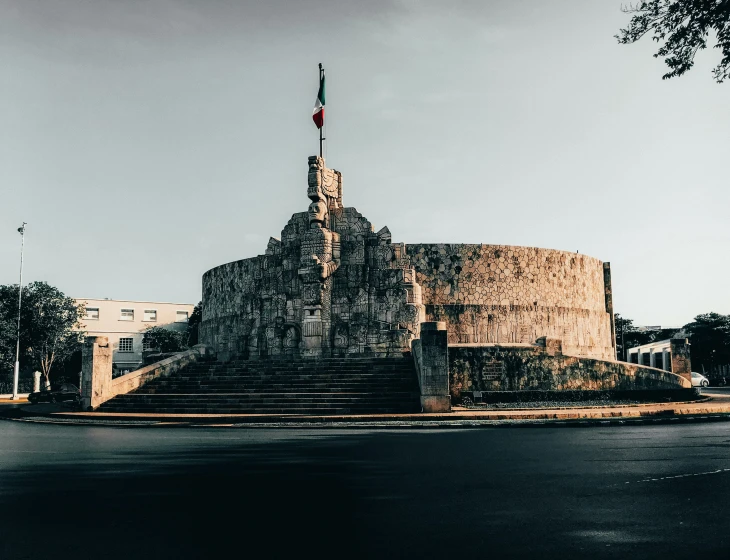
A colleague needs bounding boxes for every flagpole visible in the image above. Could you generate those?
[319,63,324,158]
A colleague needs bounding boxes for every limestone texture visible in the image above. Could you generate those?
[201,157,615,362]
[406,244,615,360]
[449,345,689,401]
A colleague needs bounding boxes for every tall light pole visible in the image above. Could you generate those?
[12,222,27,400]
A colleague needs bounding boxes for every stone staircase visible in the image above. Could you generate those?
[97,357,421,415]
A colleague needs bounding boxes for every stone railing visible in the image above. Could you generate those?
[407,323,692,406]
[448,343,691,401]
[81,339,211,410]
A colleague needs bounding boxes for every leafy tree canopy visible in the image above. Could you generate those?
[616,0,730,82]
[0,281,85,384]
[614,314,680,359]
[143,326,188,354]
[682,312,730,372]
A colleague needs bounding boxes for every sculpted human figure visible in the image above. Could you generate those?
[307,155,342,210]
[302,196,340,283]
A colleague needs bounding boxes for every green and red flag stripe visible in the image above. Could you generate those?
[312,70,325,129]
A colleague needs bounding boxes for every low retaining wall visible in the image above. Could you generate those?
[461,389,699,404]
[82,343,211,410]
[449,344,690,401]
[111,347,206,400]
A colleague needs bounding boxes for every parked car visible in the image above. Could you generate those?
[27,383,81,404]
[707,373,727,387]
[690,372,709,388]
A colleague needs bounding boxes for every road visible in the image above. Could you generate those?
[1,420,729,560]
[702,386,730,397]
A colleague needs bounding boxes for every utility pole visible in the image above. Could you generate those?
[12,223,27,400]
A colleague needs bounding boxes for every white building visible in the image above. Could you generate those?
[76,298,196,375]
[626,339,674,371]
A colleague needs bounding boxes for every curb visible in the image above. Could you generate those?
[458,396,712,412]
[4,404,730,429]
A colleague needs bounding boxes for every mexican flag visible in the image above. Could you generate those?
[312,70,325,129]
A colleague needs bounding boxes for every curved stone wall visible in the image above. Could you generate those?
[406,244,615,360]
[199,156,616,362]
[448,345,690,400]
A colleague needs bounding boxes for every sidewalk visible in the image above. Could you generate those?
[5,391,730,427]
[0,394,29,403]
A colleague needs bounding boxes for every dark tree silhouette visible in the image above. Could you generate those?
[683,312,730,374]
[142,327,187,354]
[186,302,202,347]
[616,0,730,82]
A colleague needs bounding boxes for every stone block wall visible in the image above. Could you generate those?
[448,344,690,401]
[406,244,615,360]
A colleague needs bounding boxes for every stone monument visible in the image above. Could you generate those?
[201,156,425,359]
[201,156,615,362]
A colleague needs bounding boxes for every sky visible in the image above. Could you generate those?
[1,0,728,327]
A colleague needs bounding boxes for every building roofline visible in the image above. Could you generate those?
[75,298,196,306]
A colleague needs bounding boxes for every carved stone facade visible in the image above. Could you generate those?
[201,156,424,359]
[201,157,615,361]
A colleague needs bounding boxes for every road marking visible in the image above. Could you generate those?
[625,468,730,485]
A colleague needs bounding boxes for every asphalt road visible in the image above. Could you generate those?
[1,421,729,560]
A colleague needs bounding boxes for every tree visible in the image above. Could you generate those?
[0,300,17,376]
[186,301,202,347]
[616,1,730,82]
[615,314,652,359]
[0,281,85,387]
[614,314,680,360]
[682,312,730,373]
[143,326,187,354]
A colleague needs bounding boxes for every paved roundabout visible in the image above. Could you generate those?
[4,388,730,428]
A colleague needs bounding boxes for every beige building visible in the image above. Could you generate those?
[76,298,196,375]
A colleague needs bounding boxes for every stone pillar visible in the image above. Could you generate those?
[81,336,113,411]
[417,321,450,413]
[603,262,616,355]
[670,338,692,384]
[33,371,41,393]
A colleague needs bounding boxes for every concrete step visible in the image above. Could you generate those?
[137,388,415,397]
[107,394,416,402]
[101,356,420,415]
[97,407,417,414]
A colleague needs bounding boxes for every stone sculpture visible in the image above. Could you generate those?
[200,156,615,361]
[201,156,425,360]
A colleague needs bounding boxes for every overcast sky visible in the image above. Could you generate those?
[1,0,728,327]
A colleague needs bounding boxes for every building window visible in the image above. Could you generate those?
[143,309,157,322]
[85,307,99,320]
[120,309,134,321]
[119,338,133,353]
[176,311,189,323]
[654,354,664,371]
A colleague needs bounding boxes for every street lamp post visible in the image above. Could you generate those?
[12,223,27,400]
